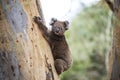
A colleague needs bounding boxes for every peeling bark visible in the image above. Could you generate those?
[0,0,59,80]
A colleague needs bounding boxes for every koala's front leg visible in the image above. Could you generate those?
[54,59,69,75]
[33,16,50,42]
[33,16,48,32]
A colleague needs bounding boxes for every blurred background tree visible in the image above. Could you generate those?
[61,1,112,80]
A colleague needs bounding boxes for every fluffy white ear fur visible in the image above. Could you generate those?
[49,18,57,25]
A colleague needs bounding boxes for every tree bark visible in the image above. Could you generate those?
[0,0,59,80]
[105,0,120,80]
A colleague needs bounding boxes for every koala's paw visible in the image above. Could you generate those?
[54,59,68,75]
[33,16,42,23]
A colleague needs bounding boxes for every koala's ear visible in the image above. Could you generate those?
[50,18,57,26]
[64,21,69,30]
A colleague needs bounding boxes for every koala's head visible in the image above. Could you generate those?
[50,18,69,36]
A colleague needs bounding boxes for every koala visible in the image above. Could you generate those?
[33,16,72,75]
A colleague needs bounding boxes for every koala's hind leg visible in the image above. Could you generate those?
[54,59,68,75]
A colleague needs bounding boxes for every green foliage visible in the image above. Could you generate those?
[61,2,112,80]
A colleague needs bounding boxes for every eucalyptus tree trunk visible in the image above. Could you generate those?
[105,0,120,80]
[0,0,59,80]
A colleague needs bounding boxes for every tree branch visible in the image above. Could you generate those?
[105,0,114,12]
[36,0,45,24]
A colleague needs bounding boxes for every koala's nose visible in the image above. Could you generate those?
[56,27,60,33]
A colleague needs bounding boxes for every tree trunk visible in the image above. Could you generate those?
[105,0,120,80]
[0,0,59,80]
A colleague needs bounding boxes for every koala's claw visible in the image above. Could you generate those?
[33,16,41,23]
